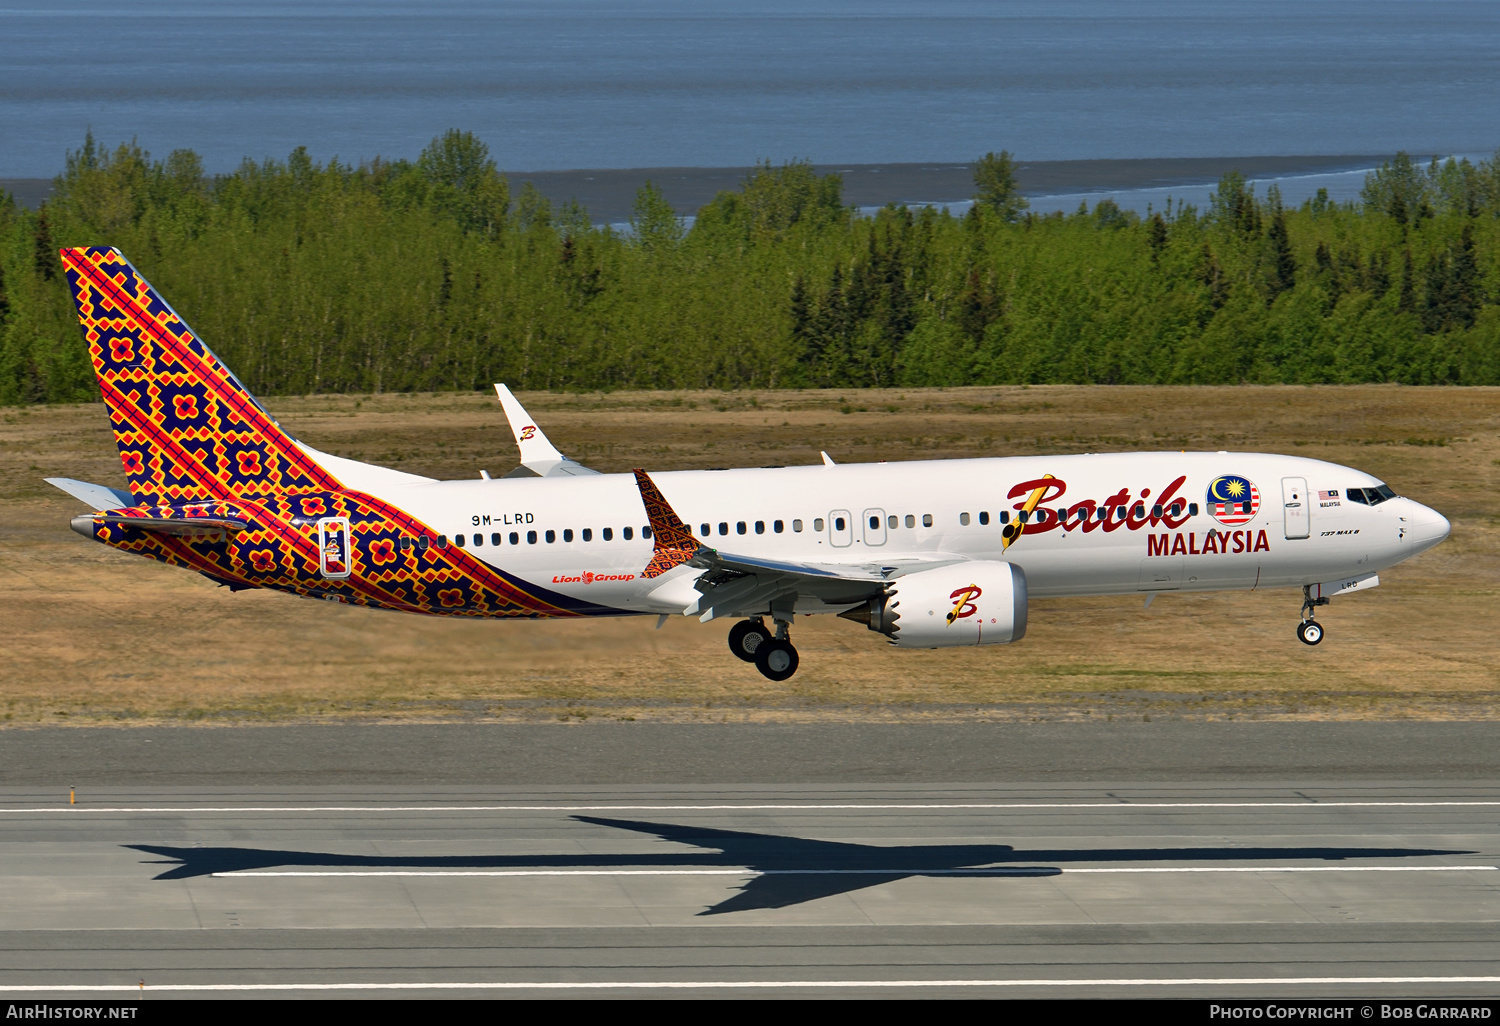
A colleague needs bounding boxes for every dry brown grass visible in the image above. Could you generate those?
[2,384,1498,726]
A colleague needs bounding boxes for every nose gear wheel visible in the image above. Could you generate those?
[1297,620,1324,645]
[1297,584,1328,646]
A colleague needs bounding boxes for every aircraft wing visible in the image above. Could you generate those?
[696,548,964,583]
[630,467,966,620]
[493,384,600,477]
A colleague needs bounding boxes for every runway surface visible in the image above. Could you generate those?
[5,722,1500,786]
[3,779,1499,998]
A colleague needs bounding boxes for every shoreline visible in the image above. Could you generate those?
[2,154,1399,219]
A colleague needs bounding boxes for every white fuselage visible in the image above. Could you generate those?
[362,452,1451,617]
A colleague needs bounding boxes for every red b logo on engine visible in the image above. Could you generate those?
[946,584,982,624]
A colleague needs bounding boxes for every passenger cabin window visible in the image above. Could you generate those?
[999,511,1010,525]
[455,534,466,547]
[793,519,804,532]
[736,522,746,535]
[1152,505,1163,518]
[700,523,710,536]
[509,532,519,545]
[718,522,728,536]
[602,527,613,541]
[643,526,653,539]
[833,516,846,531]
[870,515,881,529]
[979,511,990,525]
[813,518,825,532]
[755,521,765,534]
[922,514,933,527]
[623,527,633,540]
[1018,511,1029,524]
[1189,503,1199,516]
[526,530,537,544]
[563,529,574,542]
[545,530,556,543]
[959,512,970,526]
[582,528,593,542]
[490,533,501,546]
[437,535,447,548]
[887,514,897,529]
[774,520,784,533]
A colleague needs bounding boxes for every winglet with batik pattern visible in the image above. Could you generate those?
[632,468,701,579]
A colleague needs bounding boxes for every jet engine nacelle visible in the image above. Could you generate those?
[840,561,1027,648]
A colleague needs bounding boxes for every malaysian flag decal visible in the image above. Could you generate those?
[1207,476,1260,525]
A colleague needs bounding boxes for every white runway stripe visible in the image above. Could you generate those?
[6,800,1500,814]
[3,976,1500,992]
[213,865,1499,878]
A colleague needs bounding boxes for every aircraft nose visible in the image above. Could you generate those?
[1405,504,1450,553]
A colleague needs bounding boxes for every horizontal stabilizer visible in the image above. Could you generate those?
[494,384,600,477]
[72,513,249,538]
[46,477,135,511]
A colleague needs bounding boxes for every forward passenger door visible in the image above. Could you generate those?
[1282,478,1310,540]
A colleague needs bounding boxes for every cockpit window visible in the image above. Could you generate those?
[1347,484,1398,506]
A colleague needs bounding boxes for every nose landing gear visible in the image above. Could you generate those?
[729,617,799,680]
[1297,585,1329,646]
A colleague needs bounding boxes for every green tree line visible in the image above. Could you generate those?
[2,134,1499,404]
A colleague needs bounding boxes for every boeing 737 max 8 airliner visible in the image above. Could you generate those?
[47,248,1451,680]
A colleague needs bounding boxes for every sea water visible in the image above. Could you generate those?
[2,0,1497,179]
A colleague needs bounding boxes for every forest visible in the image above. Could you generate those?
[1,132,1498,404]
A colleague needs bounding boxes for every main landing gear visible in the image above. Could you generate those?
[1297,585,1329,646]
[728,617,800,681]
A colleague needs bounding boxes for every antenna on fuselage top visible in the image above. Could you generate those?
[492,384,600,478]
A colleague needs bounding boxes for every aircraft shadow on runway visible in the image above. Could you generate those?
[127,816,1476,915]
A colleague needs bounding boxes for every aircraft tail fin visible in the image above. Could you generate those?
[59,247,342,505]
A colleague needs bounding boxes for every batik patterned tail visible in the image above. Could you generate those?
[633,468,700,579]
[60,247,341,505]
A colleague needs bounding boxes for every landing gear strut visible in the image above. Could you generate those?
[1297,586,1328,646]
[727,618,770,663]
[754,618,800,682]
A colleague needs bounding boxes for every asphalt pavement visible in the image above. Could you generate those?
[3,724,1497,998]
